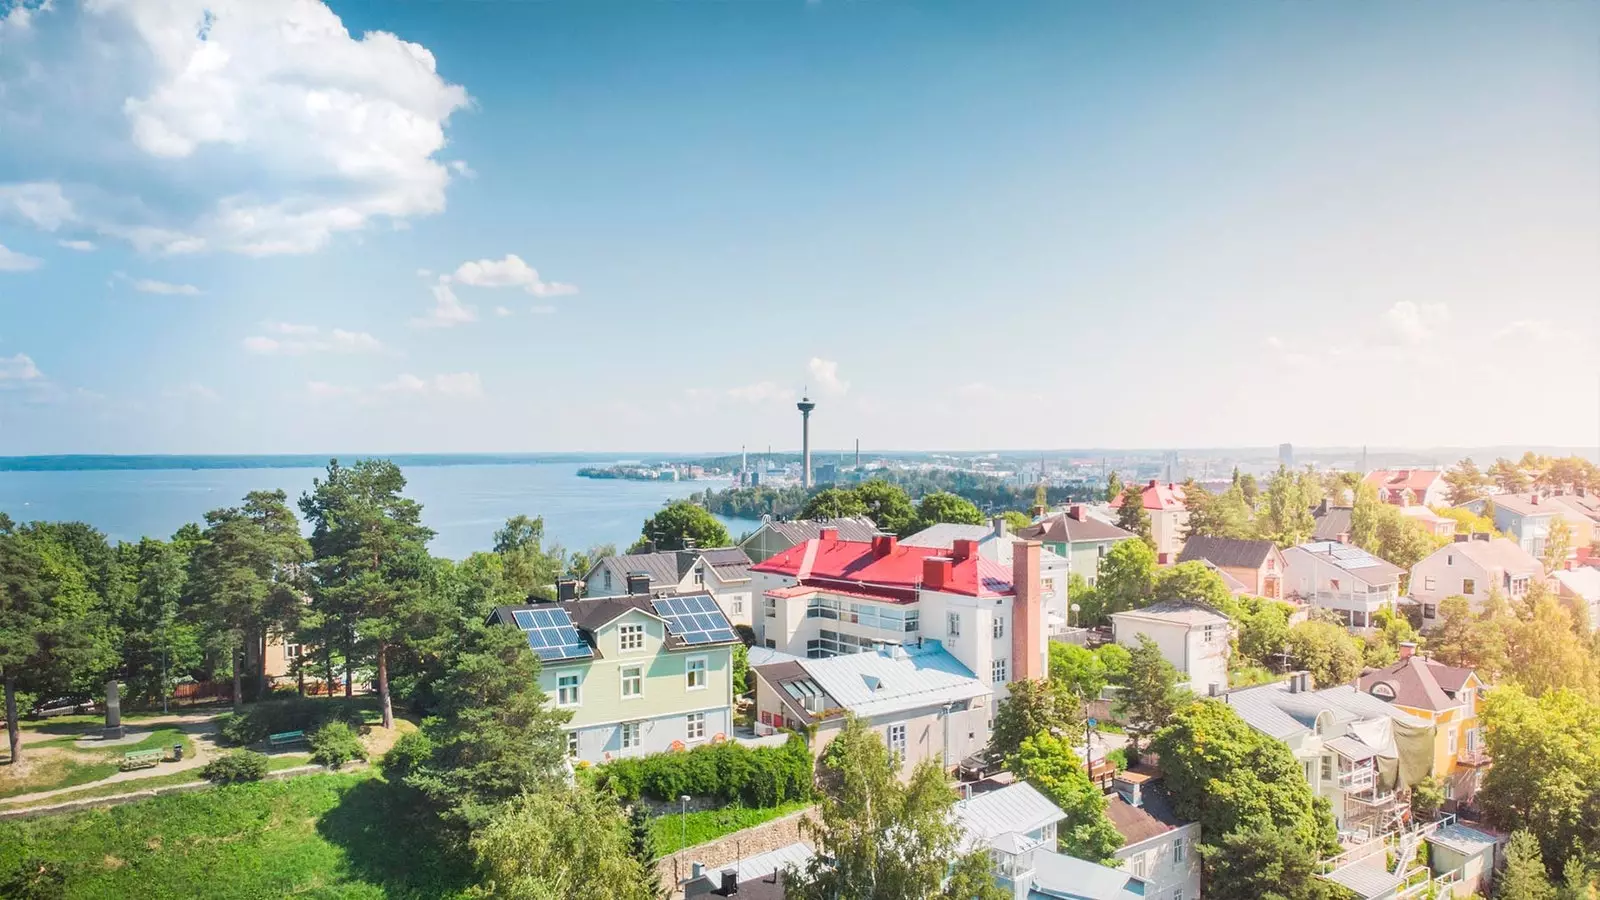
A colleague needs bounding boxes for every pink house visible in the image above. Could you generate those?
[1363,470,1448,508]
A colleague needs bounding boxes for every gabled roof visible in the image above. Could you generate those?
[1020,512,1137,545]
[1483,493,1566,518]
[1311,505,1354,542]
[1178,536,1278,569]
[1106,780,1189,846]
[1364,469,1443,494]
[1195,560,1253,594]
[1549,493,1600,521]
[743,517,879,546]
[490,592,737,659]
[1225,680,1425,741]
[1555,567,1600,601]
[955,781,1065,851]
[701,547,754,581]
[583,550,696,591]
[752,534,1016,598]
[757,642,990,721]
[1110,599,1230,627]
[1360,656,1478,712]
[1029,852,1150,900]
[1109,480,1187,512]
[1286,541,1405,584]
[901,523,1068,567]
[1428,537,1543,576]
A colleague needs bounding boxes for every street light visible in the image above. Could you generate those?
[680,794,691,853]
[1070,603,1080,628]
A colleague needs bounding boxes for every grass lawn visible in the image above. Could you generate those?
[0,771,474,899]
[0,727,199,799]
[649,799,811,854]
[0,753,318,811]
[0,757,120,800]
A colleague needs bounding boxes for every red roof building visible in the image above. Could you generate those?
[1363,469,1447,507]
[1109,480,1188,512]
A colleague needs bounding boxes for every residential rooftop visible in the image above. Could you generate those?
[1178,535,1277,569]
[752,531,1018,599]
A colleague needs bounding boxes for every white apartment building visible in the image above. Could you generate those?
[1106,768,1201,900]
[1283,541,1405,632]
[1108,600,1231,697]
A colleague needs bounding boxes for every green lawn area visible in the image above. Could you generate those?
[0,772,474,899]
[0,753,316,811]
[0,727,199,799]
[648,799,811,854]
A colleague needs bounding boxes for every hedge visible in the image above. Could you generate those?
[596,735,813,808]
[217,697,365,746]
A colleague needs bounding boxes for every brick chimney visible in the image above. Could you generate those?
[819,526,839,541]
[1398,641,1417,660]
[1012,540,1044,681]
[951,538,979,562]
[922,556,953,592]
[870,534,898,558]
[1069,505,1087,521]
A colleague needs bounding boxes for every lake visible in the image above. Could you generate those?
[0,461,765,559]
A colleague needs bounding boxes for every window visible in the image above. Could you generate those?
[1130,855,1147,878]
[992,658,1008,684]
[1174,891,1184,900]
[621,666,643,699]
[1266,557,1276,572]
[1510,576,1530,597]
[686,656,707,690]
[1422,603,1437,619]
[686,712,706,741]
[888,723,907,758]
[1329,578,1340,591]
[620,722,640,750]
[284,643,301,659]
[604,570,614,592]
[567,731,579,757]
[993,617,1005,639]
[1462,578,1476,595]
[1447,554,1454,567]
[619,623,645,652]
[694,567,705,586]
[732,597,744,616]
[1173,839,1185,864]
[1098,544,1108,558]
[1203,624,1215,643]
[1448,726,1458,754]
[557,673,581,706]
[947,613,961,637]
[1424,576,1437,591]
[764,596,777,618]
[765,639,775,649]
[760,711,773,726]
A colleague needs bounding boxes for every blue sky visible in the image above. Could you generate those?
[0,0,1596,454]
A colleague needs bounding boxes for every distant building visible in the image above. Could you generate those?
[1109,480,1190,563]
[1463,493,1593,560]
[1109,599,1232,696]
[1177,536,1286,600]
[1410,535,1545,623]
[1310,498,1354,543]
[1106,767,1201,900]
[1363,469,1448,508]
[738,516,879,563]
[1397,505,1457,538]
[1280,443,1295,468]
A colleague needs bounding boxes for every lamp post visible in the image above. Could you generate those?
[680,794,690,853]
[1070,603,1080,628]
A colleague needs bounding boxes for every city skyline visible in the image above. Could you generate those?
[1,0,1597,454]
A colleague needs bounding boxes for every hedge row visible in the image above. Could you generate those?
[217,697,365,746]
[596,735,813,808]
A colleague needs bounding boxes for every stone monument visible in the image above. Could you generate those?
[103,680,123,740]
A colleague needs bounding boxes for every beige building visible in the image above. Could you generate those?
[1109,480,1189,564]
[1410,535,1545,624]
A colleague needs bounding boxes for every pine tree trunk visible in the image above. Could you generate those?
[232,646,243,708]
[376,642,393,730]
[324,648,335,699]
[5,675,20,765]
[257,630,269,700]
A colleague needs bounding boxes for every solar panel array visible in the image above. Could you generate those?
[512,607,593,662]
[651,595,737,645]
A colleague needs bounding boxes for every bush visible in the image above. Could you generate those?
[217,697,364,746]
[596,735,813,808]
[381,730,434,783]
[202,750,269,784]
[309,721,367,770]
[1105,748,1129,771]
[0,858,66,900]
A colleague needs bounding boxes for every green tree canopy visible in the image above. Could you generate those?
[1001,510,1034,533]
[1201,826,1345,900]
[1285,620,1362,688]
[1258,467,1319,548]
[1489,458,1532,495]
[788,715,1002,900]
[912,492,984,531]
[990,677,1082,760]
[1184,483,1257,542]
[1233,596,1292,669]
[854,479,916,535]
[1105,472,1124,504]
[1152,562,1233,611]
[1007,731,1124,862]
[1116,635,1184,755]
[1095,539,1156,620]
[469,782,659,900]
[632,500,730,552]
[1114,485,1152,546]
[1498,831,1555,900]
[799,488,869,521]
[1443,458,1491,505]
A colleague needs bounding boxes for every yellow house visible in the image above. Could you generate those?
[1358,647,1490,807]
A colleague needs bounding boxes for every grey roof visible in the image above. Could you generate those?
[747,645,805,667]
[1556,567,1600,600]
[1480,493,1563,518]
[1312,505,1355,542]
[1179,536,1278,569]
[1287,542,1406,584]
[1029,851,1150,900]
[1431,537,1543,576]
[701,842,813,887]
[1324,861,1405,900]
[746,516,879,546]
[489,592,738,660]
[795,643,990,719]
[1428,823,1498,856]
[1111,599,1230,627]
[702,547,754,581]
[955,782,1065,850]
[1225,681,1425,741]
[584,550,694,591]
[1324,735,1380,761]
[1020,512,1138,545]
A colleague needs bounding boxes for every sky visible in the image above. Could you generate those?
[0,0,1596,455]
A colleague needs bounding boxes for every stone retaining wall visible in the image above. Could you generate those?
[653,806,817,897]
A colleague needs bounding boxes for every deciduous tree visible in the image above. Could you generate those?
[1096,539,1156,619]
[1286,619,1362,688]
[1117,635,1183,755]
[799,488,869,521]
[1544,518,1574,574]
[1115,484,1152,546]
[1152,562,1233,611]
[1479,688,1600,871]
[470,782,659,900]
[632,500,730,552]
[1007,731,1124,862]
[854,480,916,535]
[990,677,1082,760]
[1105,472,1124,504]
[1201,826,1344,900]
[1443,458,1491,505]
[912,492,984,530]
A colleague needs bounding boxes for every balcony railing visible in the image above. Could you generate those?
[1338,767,1376,791]
[1457,747,1491,767]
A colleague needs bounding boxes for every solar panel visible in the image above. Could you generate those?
[512,607,592,662]
[651,595,737,645]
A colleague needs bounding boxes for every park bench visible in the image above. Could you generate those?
[268,730,306,748]
[119,748,164,771]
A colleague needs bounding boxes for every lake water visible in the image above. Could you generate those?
[0,461,765,559]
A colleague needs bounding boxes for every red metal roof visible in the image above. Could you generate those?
[751,535,1015,598]
[1108,480,1187,511]
[1363,470,1442,493]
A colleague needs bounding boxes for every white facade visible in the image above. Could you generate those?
[1410,537,1543,624]
[1282,542,1402,632]
[1109,601,1231,696]
[1113,826,1199,900]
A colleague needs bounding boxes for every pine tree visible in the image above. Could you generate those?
[1115,484,1152,546]
[1499,831,1554,900]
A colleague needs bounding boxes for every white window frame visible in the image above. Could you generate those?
[1448,726,1458,754]
[1423,575,1436,591]
[947,612,961,637]
[686,655,708,691]
[764,596,777,618]
[619,623,645,652]
[686,711,706,741]
[620,721,640,750]
[284,643,301,660]
[557,673,581,707]
[993,617,1005,639]
[992,657,1008,685]
[1173,838,1185,864]
[732,597,744,615]
[566,730,579,758]
[1462,577,1476,596]
[621,665,643,699]
[888,723,907,758]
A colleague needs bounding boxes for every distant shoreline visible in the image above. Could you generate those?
[0,454,693,473]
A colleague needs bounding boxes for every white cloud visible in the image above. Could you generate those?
[0,0,471,255]
[306,380,357,399]
[807,357,849,395]
[727,381,795,403]
[0,0,52,35]
[378,372,482,398]
[162,381,218,402]
[1493,319,1558,344]
[128,276,201,295]
[382,373,429,394]
[494,306,512,317]
[0,243,42,271]
[1382,301,1450,345]
[443,254,577,297]
[243,324,383,354]
[57,239,95,251]
[449,160,476,179]
[411,282,477,328]
[529,304,556,315]
[0,353,43,381]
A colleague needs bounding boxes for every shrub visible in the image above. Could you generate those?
[596,735,813,808]
[217,697,364,746]
[1105,748,1129,771]
[381,730,434,783]
[202,750,268,784]
[0,858,66,900]
[309,721,367,769]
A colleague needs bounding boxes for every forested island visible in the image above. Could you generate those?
[692,467,1099,519]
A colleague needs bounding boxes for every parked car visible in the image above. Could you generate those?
[31,696,97,718]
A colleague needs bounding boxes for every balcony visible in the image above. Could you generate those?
[1457,747,1491,767]
[1338,766,1376,791]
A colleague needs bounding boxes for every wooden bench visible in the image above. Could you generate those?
[268,730,306,748]
[119,748,165,771]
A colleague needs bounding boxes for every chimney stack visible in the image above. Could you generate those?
[818,526,839,542]
[721,871,739,894]
[871,534,898,558]
[625,572,652,596]
[1473,532,1492,542]
[951,538,979,562]
[1012,540,1044,681]
[1069,505,1087,521]
[1454,533,1470,543]
[992,515,1009,539]
[1398,641,1417,660]
[922,557,954,592]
